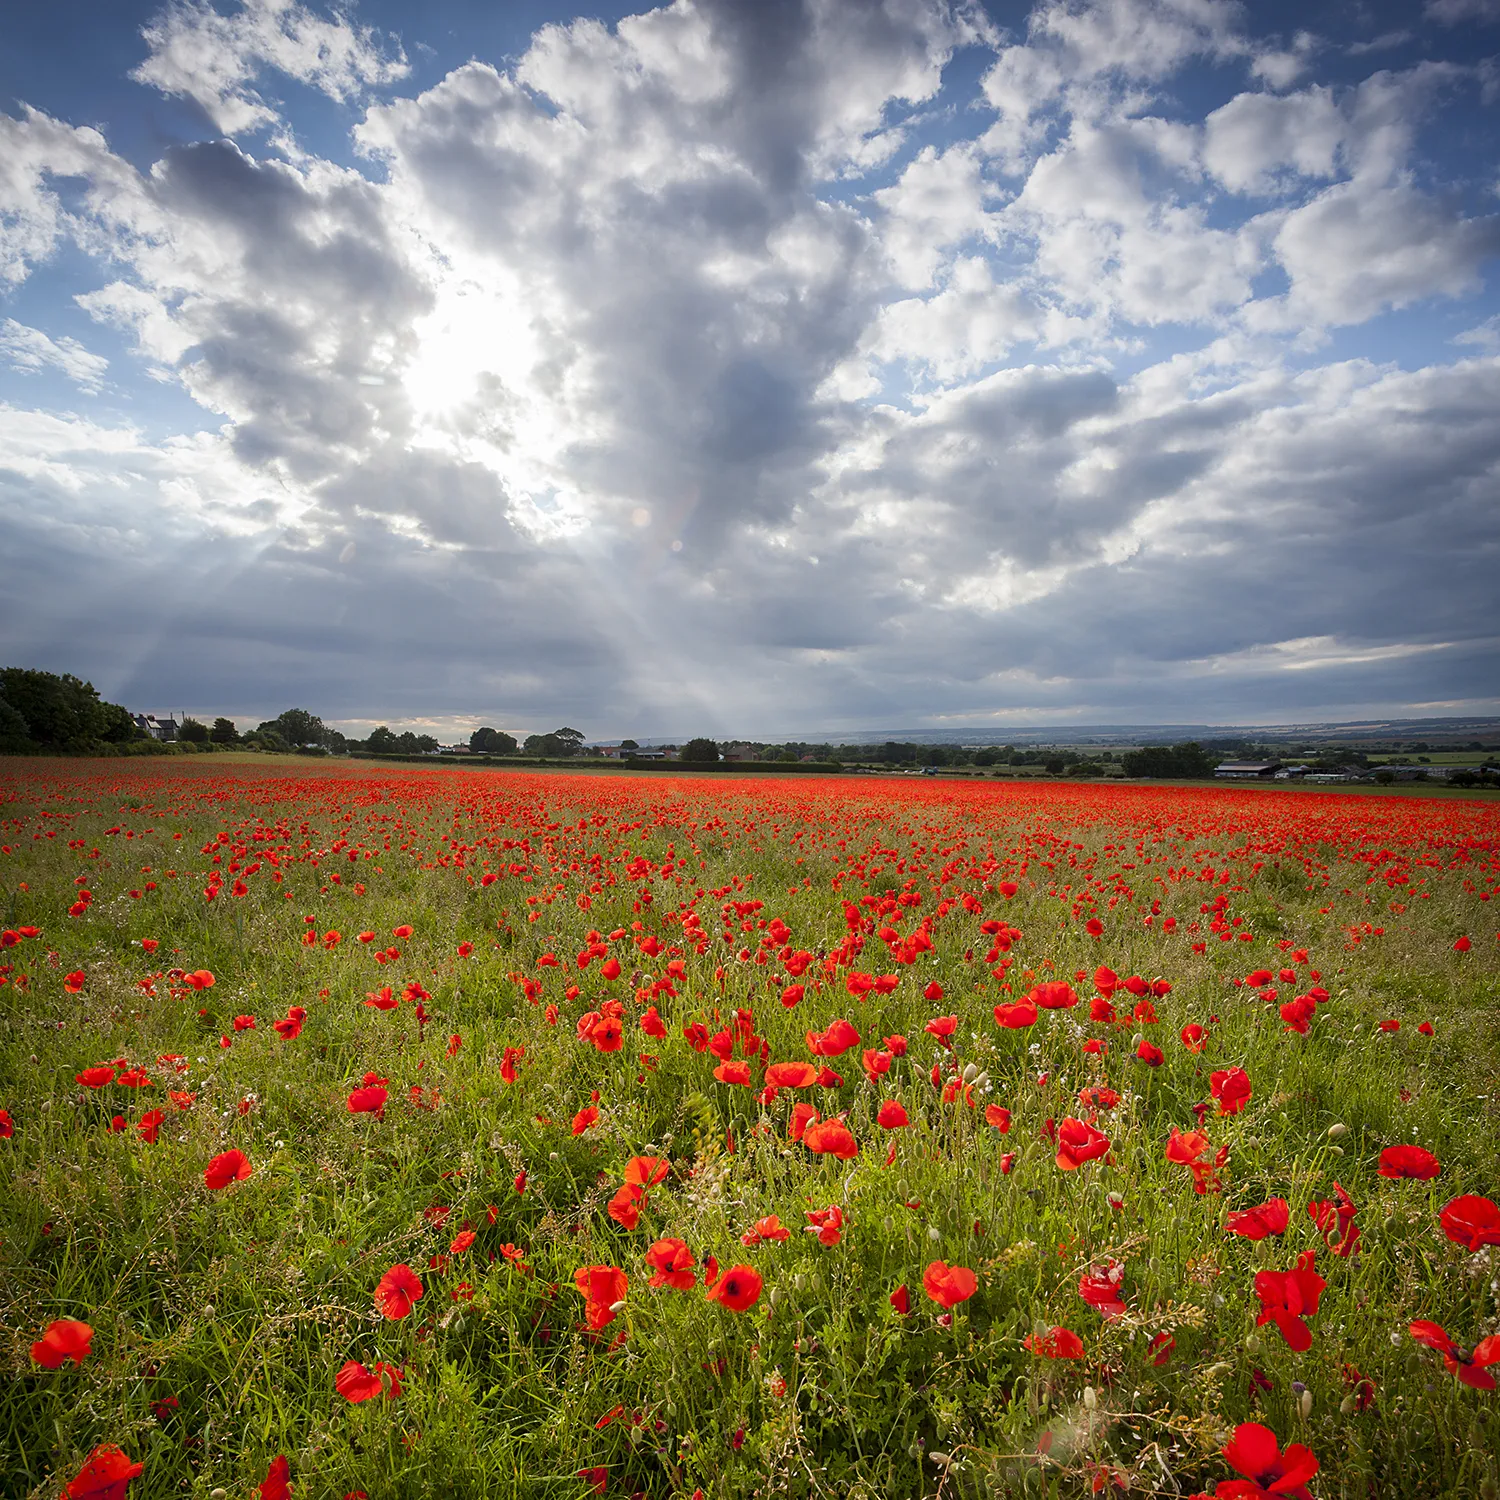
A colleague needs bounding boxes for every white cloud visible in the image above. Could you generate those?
[0,320,110,392]
[131,0,409,135]
[1202,86,1344,192]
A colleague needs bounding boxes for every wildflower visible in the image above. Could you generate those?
[741,1215,790,1246]
[1078,1261,1127,1319]
[1408,1320,1500,1390]
[984,1104,1011,1132]
[877,1099,910,1129]
[1308,1183,1360,1257]
[802,1119,858,1159]
[1210,1067,1252,1115]
[31,1319,93,1369]
[1254,1250,1325,1351]
[347,1085,387,1118]
[65,1445,143,1500]
[646,1238,696,1290]
[1219,1423,1318,1500]
[1225,1198,1290,1240]
[259,1456,290,1500]
[705,1264,762,1312]
[375,1264,423,1320]
[1439,1194,1500,1251]
[575,1265,628,1329]
[922,1261,977,1309]
[203,1149,252,1190]
[890,1284,910,1315]
[1024,1326,1083,1359]
[1378,1145,1441,1180]
[335,1359,403,1402]
[1054,1117,1110,1171]
[805,1205,844,1246]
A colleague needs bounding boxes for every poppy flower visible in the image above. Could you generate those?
[272,1009,305,1040]
[335,1359,403,1403]
[1210,1067,1252,1116]
[135,1108,166,1144]
[890,1284,910,1315]
[375,1264,423,1320]
[741,1215,791,1246]
[1254,1250,1325,1351]
[922,1260,977,1309]
[65,1444,143,1500]
[1378,1145,1441,1180]
[807,1018,860,1057]
[877,1099,910,1129]
[646,1238,696,1290]
[1135,1040,1164,1067]
[64,971,86,993]
[713,1060,752,1086]
[624,1156,669,1188]
[347,1085,387,1117]
[76,1065,116,1089]
[1439,1194,1500,1251]
[1078,1260,1127,1318]
[1308,1182,1361,1258]
[993,1001,1037,1029]
[1054,1117,1110,1171]
[1030,981,1079,1010]
[1409,1320,1500,1390]
[259,1456,290,1500]
[802,1119,858,1159]
[924,1015,958,1048]
[1452,936,1471,952]
[572,1105,600,1135]
[0,1107,12,1138]
[574,1265,628,1328]
[1219,1422,1319,1500]
[1180,1023,1207,1053]
[203,1149,252,1190]
[1023,1326,1083,1359]
[1225,1198,1290,1240]
[706,1263,763,1312]
[1149,1331,1176,1365]
[804,1205,844,1246]
[984,1104,1011,1133]
[31,1319,93,1369]
[607,1184,643,1229]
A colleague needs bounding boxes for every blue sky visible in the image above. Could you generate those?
[2,0,1498,741]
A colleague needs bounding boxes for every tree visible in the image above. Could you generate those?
[523,733,561,757]
[553,727,585,757]
[178,717,210,743]
[681,737,720,763]
[0,693,31,753]
[619,739,639,751]
[0,668,110,750]
[470,727,518,755]
[366,726,399,754]
[1121,743,1218,779]
[211,717,240,744]
[259,709,327,748]
[99,702,139,743]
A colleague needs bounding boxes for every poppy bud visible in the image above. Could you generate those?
[1082,1386,1096,1410]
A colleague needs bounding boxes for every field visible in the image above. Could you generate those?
[2,760,1498,1500]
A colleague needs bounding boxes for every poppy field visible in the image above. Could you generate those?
[2,759,1498,1500]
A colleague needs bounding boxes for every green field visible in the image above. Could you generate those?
[2,759,1498,1499]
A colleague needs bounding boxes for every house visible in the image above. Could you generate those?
[1215,760,1282,779]
[131,713,176,742]
[720,743,756,763]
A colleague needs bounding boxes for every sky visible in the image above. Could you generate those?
[2,0,1499,744]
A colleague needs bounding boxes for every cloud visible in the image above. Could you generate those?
[0,320,109,392]
[1,0,1498,734]
[131,0,409,135]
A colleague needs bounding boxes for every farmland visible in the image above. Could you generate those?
[2,759,1498,1499]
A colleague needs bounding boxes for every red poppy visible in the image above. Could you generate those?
[1054,1117,1110,1171]
[623,1156,669,1188]
[705,1263,762,1312]
[1149,1331,1176,1366]
[1439,1194,1500,1251]
[877,1099,909,1129]
[806,1018,860,1057]
[802,1119,858,1159]
[1135,1040,1164,1067]
[574,1265,628,1328]
[1308,1182,1361,1258]
[347,1085,387,1118]
[1254,1250,1325,1351]
[1084,917,1104,937]
[203,1149,252,1190]
[922,1260,977,1309]
[76,1065,116,1088]
[1378,1145,1441,1180]
[646,1238,696,1290]
[1023,1326,1083,1359]
[375,1264,423,1320]
[1452,936,1471,952]
[64,970,86,993]
[1030,981,1079,1010]
[741,1214,791,1246]
[1210,1067,1252,1115]
[607,1184,643,1229]
[1219,1422,1318,1500]
[572,1105,600,1135]
[765,1060,817,1088]
[135,1108,166,1144]
[233,1015,257,1031]
[393,924,414,939]
[335,1359,403,1402]
[0,1107,12,1138]
[1078,1261,1128,1318]
[984,1104,1011,1133]
[1409,1320,1500,1390]
[65,1444,143,1500]
[1180,1023,1207,1052]
[1225,1198,1290,1240]
[31,1318,94,1369]
[713,1060,752,1086]
[450,1230,476,1253]
[992,1001,1037,1029]
[890,1284,910,1315]
[259,1456,290,1500]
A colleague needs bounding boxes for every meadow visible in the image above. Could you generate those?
[2,758,1497,1500]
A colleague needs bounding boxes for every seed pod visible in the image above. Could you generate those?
[1299,1389,1313,1420]
[1327,1123,1347,1138]
[1082,1386,1097,1410]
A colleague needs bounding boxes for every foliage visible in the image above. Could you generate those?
[257,708,329,749]
[470,727,519,755]
[0,668,137,752]
[177,717,210,744]
[681,737,720,763]
[0,766,1496,1499]
[210,718,240,745]
[1121,742,1219,779]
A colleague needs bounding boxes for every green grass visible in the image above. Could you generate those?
[1,758,1497,1499]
